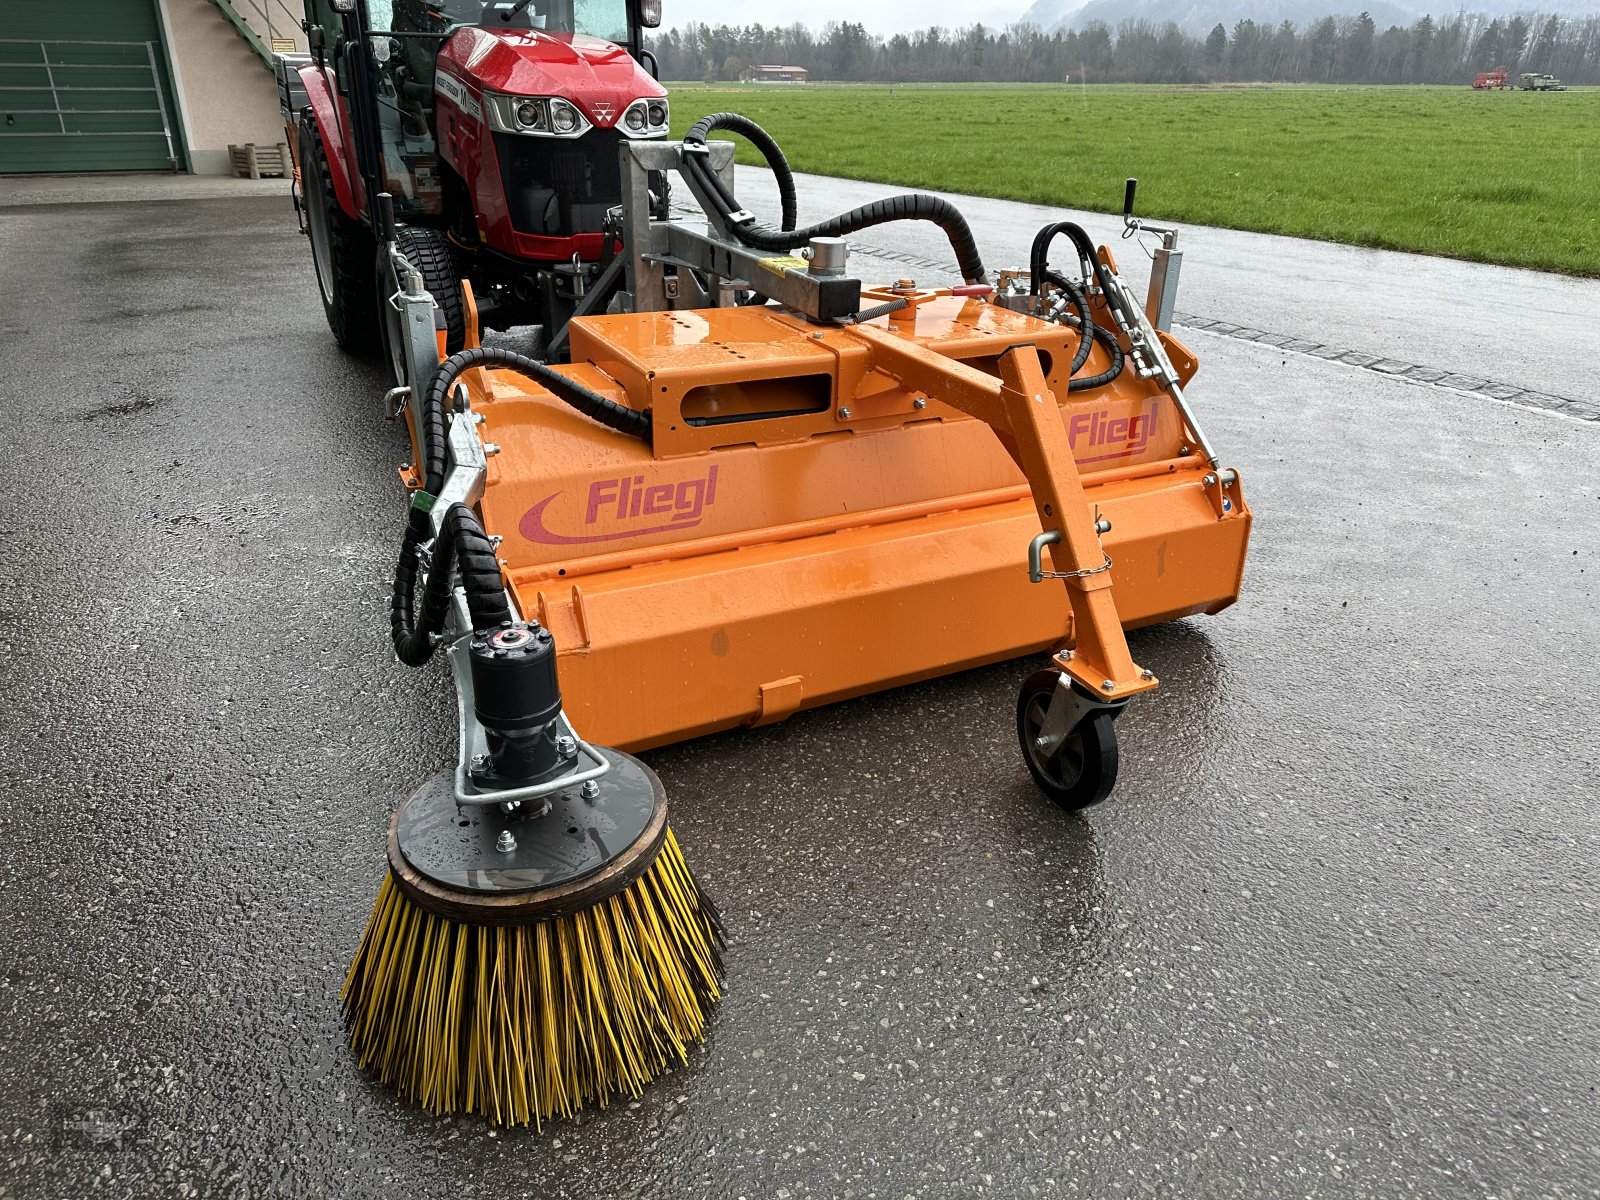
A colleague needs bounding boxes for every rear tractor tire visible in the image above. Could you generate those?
[298,113,381,357]
[1016,670,1120,812]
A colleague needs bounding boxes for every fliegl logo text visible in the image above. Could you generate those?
[521,467,721,546]
[1068,401,1162,465]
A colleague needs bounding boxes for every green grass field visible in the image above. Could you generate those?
[668,84,1600,277]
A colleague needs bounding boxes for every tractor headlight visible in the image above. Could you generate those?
[550,101,581,135]
[485,93,591,138]
[619,98,669,140]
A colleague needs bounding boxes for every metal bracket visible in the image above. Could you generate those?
[1145,238,1183,333]
[427,416,489,536]
[1034,673,1126,758]
[441,590,614,809]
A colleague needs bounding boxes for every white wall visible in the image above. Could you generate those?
[159,0,307,174]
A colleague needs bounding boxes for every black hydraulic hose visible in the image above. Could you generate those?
[1031,220,1130,389]
[1042,268,1095,376]
[417,347,651,506]
[1030,221,1117,300]
[681,118,989,286]
[726,183,989,288]
[392,503,512,668]
[683,112,799,232]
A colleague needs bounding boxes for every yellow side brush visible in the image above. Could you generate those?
[341,751,724,1127]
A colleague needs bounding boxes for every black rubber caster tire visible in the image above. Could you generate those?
[1016,669,1120,811]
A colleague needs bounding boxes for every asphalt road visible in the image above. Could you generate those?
[0,180,1597,1200]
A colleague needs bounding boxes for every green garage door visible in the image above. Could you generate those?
[0,0,186,174]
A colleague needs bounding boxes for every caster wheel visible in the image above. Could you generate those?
[1016,670,1120,811]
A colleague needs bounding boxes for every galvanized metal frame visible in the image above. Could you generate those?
[616,139,865,324]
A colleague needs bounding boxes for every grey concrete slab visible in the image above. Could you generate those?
[0,173,287,207]
[0,193,1597,1200]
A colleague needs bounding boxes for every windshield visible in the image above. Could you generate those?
[369,0,632,42]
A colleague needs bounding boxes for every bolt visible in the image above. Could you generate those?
[484,443,502,456]
[1203,474,1218,488]
[895,278,917,290]
[496,830,517,853]
[472,412,486,426]
[581,780,601,799]
[556,735,577,758]
[839,408,853,420]
[471,753,490,773]
[1095,518,1112,534]
[1101,680,1115,692]
[1141,669,1156,681]
[913,397,927,410]
[1035,736,1051,750]
[489,535,504,550]
[400,462,413,473]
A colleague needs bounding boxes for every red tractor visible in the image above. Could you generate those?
[1472,67,1511,89]
[281,0,667,374]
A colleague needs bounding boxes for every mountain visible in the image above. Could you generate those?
[1020,0,1600,35]
[1019,0,1088,27]
[1021,0,1418,34]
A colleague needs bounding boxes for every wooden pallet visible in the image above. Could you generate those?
[229,143,291,180]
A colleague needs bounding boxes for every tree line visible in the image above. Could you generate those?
[647,13,1600,86]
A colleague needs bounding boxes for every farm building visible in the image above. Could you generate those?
[741,64,810,84]
[1,0,305,176]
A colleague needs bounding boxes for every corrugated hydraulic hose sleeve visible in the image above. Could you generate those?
[417,347,651,514]
[683,112,799,231]
[391,504,512,668]
[1042,268,1096,376]
[1068,325,1126,394]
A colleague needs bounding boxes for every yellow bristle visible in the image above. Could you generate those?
[341,830,724,1127]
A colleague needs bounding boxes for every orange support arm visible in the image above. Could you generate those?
[844,325,1158,703]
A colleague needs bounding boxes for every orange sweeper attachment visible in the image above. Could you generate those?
[332,112,1251,1127]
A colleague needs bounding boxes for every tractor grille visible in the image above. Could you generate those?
[495,130,623,246]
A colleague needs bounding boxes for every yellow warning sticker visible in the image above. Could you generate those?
[758,256,810,277]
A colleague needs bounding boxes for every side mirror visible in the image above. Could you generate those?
[308,24,327,58]
[330,0,357,11]
[636,0,662,29]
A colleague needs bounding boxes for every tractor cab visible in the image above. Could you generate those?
[287,0,664,361]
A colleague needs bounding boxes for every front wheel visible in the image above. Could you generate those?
[377,225,466,388]
[1016,670,1119,811]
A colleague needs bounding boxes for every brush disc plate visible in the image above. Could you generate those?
[388,748,669,924]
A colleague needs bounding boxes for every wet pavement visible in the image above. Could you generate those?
[0,184,1597,1200]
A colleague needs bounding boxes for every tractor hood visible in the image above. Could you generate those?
[437,26,664,131]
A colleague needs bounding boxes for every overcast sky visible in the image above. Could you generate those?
[660,1,1029,36]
